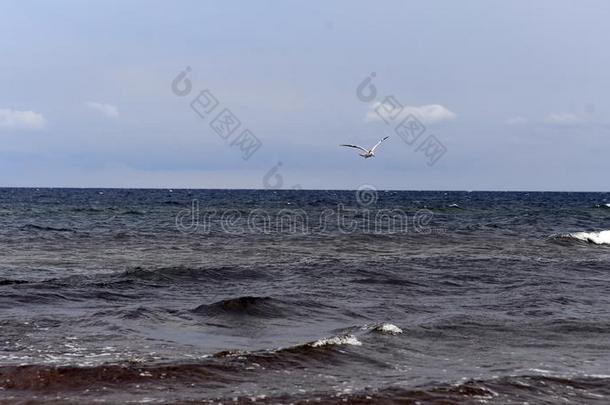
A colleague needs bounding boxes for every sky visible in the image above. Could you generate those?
[1,0,609,191]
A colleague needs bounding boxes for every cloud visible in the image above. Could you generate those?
[86,102,119,118]
[545,112,583,125]
[0,108,46,130]
[505,116,527,125]
[366,102,456,124]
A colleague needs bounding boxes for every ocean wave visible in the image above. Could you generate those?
[310,334,362,347]
[192,296,281,318]
[0,278,29,286]
[269,374,610,404]
[120,209,146,215]
[70,207,106,213]
[120,265,268,283]
[212,331,371,364]
[20,265,268,289]
[112,231,131,240]
[552,230,610,245]
[3,363,608,405]
[191,295,364,325]
[0,361,241,392]
[20,224,75,233]
[0,268,275,305]
[117,306,177,321]
[334,322,405,336]
[0,334,364,391]
[372,323,403,335]
[163,200,184,206]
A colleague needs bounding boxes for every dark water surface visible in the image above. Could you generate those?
[1,188,609,404]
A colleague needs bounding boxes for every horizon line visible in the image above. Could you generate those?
[1,186,608,193]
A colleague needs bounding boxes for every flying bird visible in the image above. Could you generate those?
[340,136,390,159]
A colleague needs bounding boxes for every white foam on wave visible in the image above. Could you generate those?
[373,323,403,335]
[567,230,610,245]
[310,334,362,348]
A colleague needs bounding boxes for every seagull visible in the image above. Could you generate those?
[340,136,390,159]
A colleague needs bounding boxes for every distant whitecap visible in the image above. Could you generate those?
[565,230,610,245]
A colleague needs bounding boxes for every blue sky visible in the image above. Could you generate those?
[1,0,608,190]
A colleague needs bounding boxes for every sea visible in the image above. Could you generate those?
[0,188,609,404]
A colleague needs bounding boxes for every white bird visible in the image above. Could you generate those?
[340,136,390,159]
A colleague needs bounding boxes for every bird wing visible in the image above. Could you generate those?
[340,144,369,153]
[370,136,390,153]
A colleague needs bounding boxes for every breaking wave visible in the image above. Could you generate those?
[372,323,403,335]
[552,230,610,245]
[310,334,362,347]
